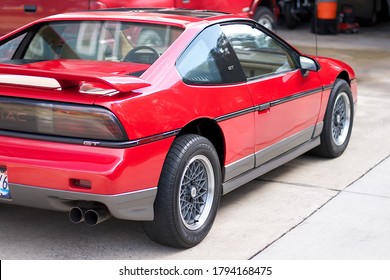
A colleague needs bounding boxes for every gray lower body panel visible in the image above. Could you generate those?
[223,123,323,194]
[222,136,320,195]
[1,184,157,221]
[255,126,315,167]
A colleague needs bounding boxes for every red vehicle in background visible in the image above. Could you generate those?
[0,0,105,35]
[0,0,279,35]
[173,0,279,30]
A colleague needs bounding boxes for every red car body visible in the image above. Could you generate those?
[0,9,357,247]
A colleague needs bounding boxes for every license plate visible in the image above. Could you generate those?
[0,167,11,199]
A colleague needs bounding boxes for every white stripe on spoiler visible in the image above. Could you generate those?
[0,65,151,93]
[0,74,61,89]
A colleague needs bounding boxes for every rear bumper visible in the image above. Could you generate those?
[1,183,157,221]
[0,135,172,193]
[0,135,174,220]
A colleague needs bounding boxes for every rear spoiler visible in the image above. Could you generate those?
[0,65,151,93]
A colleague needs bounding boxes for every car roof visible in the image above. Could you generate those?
[96,8,228,18]
[42,8,239,28]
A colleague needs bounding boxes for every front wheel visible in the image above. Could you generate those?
[144,134,222,248]
[312,79,354,158]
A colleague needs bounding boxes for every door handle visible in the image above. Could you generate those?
[24,5,37,12]
[257,103,270,111]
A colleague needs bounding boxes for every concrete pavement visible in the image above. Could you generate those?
[254,155,390,259]
[253,22,390,260]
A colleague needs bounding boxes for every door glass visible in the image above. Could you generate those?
[176,24,246,85]
[221,24,297,79]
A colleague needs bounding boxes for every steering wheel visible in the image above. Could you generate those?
[123,46,159,64]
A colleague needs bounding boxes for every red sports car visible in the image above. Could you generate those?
[0,8,357,248]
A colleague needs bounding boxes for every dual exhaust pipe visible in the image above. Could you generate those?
[69,206,111,226]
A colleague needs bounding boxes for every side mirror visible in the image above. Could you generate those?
[300,56,319,76]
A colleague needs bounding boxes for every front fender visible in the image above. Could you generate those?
[316,56,356,86]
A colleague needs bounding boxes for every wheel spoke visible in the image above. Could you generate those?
[181,204,190,218]
[331,92,351,146]
[179,155,216,230]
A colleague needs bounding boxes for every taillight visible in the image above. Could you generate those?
[50,106,126,140]
[0,97,127,141]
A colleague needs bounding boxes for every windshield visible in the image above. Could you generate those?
[20,21,183,64]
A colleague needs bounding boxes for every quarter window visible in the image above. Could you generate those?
[221,24,297,79]
[176,24,246,85]
[0,33,27,62]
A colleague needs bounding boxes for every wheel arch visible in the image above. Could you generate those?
[177,118,225,170]
[254,0,275,11]
[251,0,278,17]
[336,70,351,86]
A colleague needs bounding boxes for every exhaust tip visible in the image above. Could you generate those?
[84,207,111,226]
[84,209,99,226]
[69,207,85,224]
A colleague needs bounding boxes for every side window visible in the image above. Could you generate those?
[24,24,68,60]
[24,22,103,61]
[221,24,297,80]
[0,33,27,62]
[176,24,246,85]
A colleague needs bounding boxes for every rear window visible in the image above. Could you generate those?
[22,21,183,64]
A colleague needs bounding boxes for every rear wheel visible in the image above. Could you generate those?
[254,7,276,31]
[312,79,354,158]
[144,134,222,248]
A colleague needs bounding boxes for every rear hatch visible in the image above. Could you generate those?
[0,59,150,104]
[0,60,151,142]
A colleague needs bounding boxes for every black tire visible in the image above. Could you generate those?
[254,6,276,31]
[285,2,298,29]
[144,134,222,248]
[312,79,354,158]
